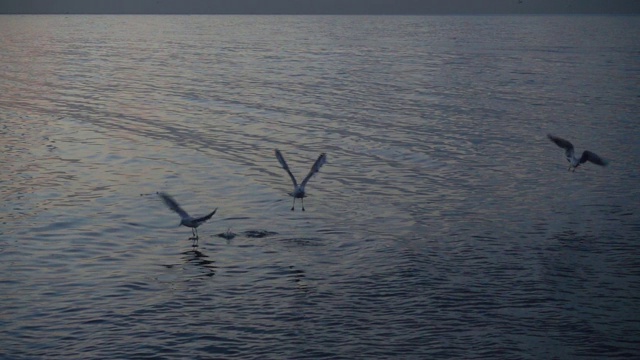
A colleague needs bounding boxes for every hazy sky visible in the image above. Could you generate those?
[1,0,639,14]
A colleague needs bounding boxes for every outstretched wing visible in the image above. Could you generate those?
[194,208,217,224]
[275,149,298,187]
[547,134,574,151]
[158,192,190,219]
[580,150,608,166]
[300,153,327,189]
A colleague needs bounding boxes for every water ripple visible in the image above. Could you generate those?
[1,14,639,360]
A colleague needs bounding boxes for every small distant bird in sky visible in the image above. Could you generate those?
[275,149,327,211]
[158,192,217,243]
[547,134,608,172]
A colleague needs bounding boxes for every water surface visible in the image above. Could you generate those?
[1,15,639,359]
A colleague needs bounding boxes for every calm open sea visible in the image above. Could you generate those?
[1,15,639,359]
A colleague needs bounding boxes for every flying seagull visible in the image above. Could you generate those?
[158,192,217,244]
[547,134,608,172]
[275,149,327,211]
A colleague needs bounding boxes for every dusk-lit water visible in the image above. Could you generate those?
[1,15,639,359]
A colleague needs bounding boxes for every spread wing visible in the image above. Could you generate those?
[300,153,327,189]
[547,134,574,151]
[275,149,298,187]
[580,150,608,166]
[158,192,190,219]
[194,208,217,224]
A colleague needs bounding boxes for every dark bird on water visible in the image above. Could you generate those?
[275,149,327,211]
[158,192,217,244]
[547,134,608,172]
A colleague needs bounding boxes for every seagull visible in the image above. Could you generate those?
[158,192,217,244]
[547,134,608,172]
[275,149,327,211]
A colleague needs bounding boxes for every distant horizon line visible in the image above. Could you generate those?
[3,0,638,16]
[2,12,639,15]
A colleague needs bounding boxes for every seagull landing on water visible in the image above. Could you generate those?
[158,192,217,245]
[547,134,608,172]
[275,149,327,211]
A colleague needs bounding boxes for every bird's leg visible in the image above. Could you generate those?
[291,198,295,211]
[301,198,305,212]
[191,228,200,241]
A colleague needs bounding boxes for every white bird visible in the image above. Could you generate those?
[158,192,217,244]
[547,134,608,172]
[275,149,327,211]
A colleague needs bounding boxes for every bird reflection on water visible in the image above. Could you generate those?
[181,248,217,278]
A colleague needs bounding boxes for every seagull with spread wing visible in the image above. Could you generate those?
[547,134,608,172]
[158,192,217,243]
[275,149,327,211]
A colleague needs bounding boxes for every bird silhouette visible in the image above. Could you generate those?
[547,134,608,172]
[275,149,327,211]
[158,192,217,245]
